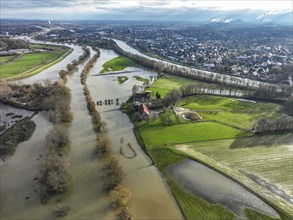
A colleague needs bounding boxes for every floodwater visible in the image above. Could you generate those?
[1,39,279,219]
[0,112,54,219]
[0,103,35,134]
[0,46,183,219]
[169,159,280,218]
[88,49,183,219]
[21,41,84,84]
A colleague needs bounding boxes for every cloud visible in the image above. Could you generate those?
[1,0,292,20]
[211,16,233,23]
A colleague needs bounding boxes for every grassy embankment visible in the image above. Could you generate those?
[0,44,72,80]
[134,74,292,219]
[100,55,137,73]
[133,75,149,83]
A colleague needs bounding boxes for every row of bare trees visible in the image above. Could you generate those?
[37,47,92,215]
[101,38,292,99]
[39,125,70,203]
[253,115,293,133]
[59,46,91,82]
[79,49,132,219]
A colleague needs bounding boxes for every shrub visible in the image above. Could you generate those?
[110,185,131,208]
[102,156,124,190]
[95,136,111,157]
[46,125,69,149]
[53,204,70,217]
[39,149,70,203]
[117,207,132,220]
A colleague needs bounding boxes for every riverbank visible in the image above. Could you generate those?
[1,44,73,81]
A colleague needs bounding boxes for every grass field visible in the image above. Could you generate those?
[133,75,149,83]
[0,44,71,79]
[148,75,197,97]
[1,53,55,78]
[187,133,293,197]
[179,96,282,129]
[0,56,15,64]
[100,55,137,73]
[139,122,250,147]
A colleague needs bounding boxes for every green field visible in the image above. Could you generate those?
[100,56,137,73]
[133,75,149,83]
[186,133,293,197]
[132,73,292,219]
[0,56,15,64]
[179,96,282,129]
[148,75,196,97]
[0,44,71,80]
[139,122,249,147]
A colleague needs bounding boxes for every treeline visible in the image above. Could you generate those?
[0,38,30,50]
[80,49,100,84]
[59,46,91,82]
[97,38,292,98]
[253,115,293,133]
[79,49,132,219]
[180,82,243,97]
[39,125,70,204]
[0,117,36,159]
[0,80,72,123]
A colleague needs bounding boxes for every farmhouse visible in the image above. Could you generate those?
[133,92,151,102]
[138,104,150,119]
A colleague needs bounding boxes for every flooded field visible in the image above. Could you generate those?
[88,49,183,219]
[169,159,279,218]
[0,103,35,134]
[1,47,182,219]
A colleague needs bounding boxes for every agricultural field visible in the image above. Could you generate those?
[0,44,71,79]
[186,133,293,197]
[133,73,292,219]
[133,75,149,83]
[139,122,249,147]
[179,96,282,129]
[148,74,197,97]
[0,55,15,64]
[100,55,137,73]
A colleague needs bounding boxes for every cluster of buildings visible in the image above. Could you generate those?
[98,25,292,83]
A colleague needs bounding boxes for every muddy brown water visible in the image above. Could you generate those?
[87,49,183,219]
[1,46,183,219]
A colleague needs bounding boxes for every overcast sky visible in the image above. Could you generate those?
[1,0,292,20]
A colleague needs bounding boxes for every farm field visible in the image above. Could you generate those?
[139,122,250,147]
[0,55,15,64]
[186,133,293,197]
[133,75,149,83]
[133,73,292,219]
[148,75,197,97]
[179,96,282,129]
[100,55,137,73]
[0,44,71,79]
